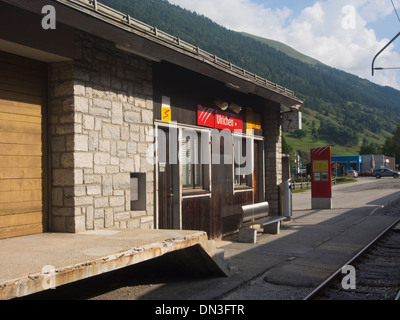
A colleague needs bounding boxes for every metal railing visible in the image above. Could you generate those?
[290,177,336,191]
[291,180,311,191]
[57,0,299,100]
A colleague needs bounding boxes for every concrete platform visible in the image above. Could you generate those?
[77,178,400,300]
[219,178,400,300]
[2,178,400,300]
[0,229,229,300]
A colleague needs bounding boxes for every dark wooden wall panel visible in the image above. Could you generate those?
[182,197,212,236]
[154,61,265,239]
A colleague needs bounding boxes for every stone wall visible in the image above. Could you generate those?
[48,30,154,233]
[263,101,283,216]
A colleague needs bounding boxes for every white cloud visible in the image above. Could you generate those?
[357,0,398,23]
[169,0,292,38]
[168,0,400,89]
[281,0,400,89]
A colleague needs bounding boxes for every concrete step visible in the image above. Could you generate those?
[202,240,232,277]
[0,229,225,299]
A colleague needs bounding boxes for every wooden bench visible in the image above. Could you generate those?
[238,202,286,243]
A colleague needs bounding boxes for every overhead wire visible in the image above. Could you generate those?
[372,0,400,75]
[391,0,400,23]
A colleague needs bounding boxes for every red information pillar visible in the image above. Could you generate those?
[310,146,332,209]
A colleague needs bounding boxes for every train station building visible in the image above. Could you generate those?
[0,0,302,241]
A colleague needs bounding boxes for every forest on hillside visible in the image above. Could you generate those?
[100,0,400,149]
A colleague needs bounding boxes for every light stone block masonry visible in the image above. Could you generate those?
[48,30,154,233]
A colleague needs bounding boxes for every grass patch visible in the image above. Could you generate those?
[334,177,358,185]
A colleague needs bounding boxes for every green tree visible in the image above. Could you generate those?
[382,124,400,164]
[359,144,376,155]
[282,135,292,155]
[292,129,307,140]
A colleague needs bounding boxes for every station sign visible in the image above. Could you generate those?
[214,110,243,132]
[197,105,243,132]
[197,105,215,128]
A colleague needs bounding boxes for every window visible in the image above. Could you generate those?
[130,173,146,211]
[181,131,201,188]
[233,135,253,188]
[181,129,210,192]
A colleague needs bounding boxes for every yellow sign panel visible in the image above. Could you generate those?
[313,160,329,172]
[246,107,262,134]
[161,106,171,122]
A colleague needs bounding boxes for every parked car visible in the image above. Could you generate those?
[373,168,400,179]
[347,170,358,178]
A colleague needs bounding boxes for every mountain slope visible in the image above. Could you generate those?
[100,0,400,158]
[238,32,395,156]
[240,32,321,66]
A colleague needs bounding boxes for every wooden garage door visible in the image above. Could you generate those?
[0,51,46,239]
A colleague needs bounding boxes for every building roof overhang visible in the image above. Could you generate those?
[1,0,303,109]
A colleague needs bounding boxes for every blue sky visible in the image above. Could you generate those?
[259,0,399,38]
[168,0,400,90]
[252,0,310,15]
[369,9,400,40]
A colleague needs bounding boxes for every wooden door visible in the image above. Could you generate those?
[253,140,265,204]
[0,52,46,239]
[157,127,180,230]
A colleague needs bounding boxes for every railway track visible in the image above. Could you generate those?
[304,218,400,300]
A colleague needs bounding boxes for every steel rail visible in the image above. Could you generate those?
[304,217,400,300]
